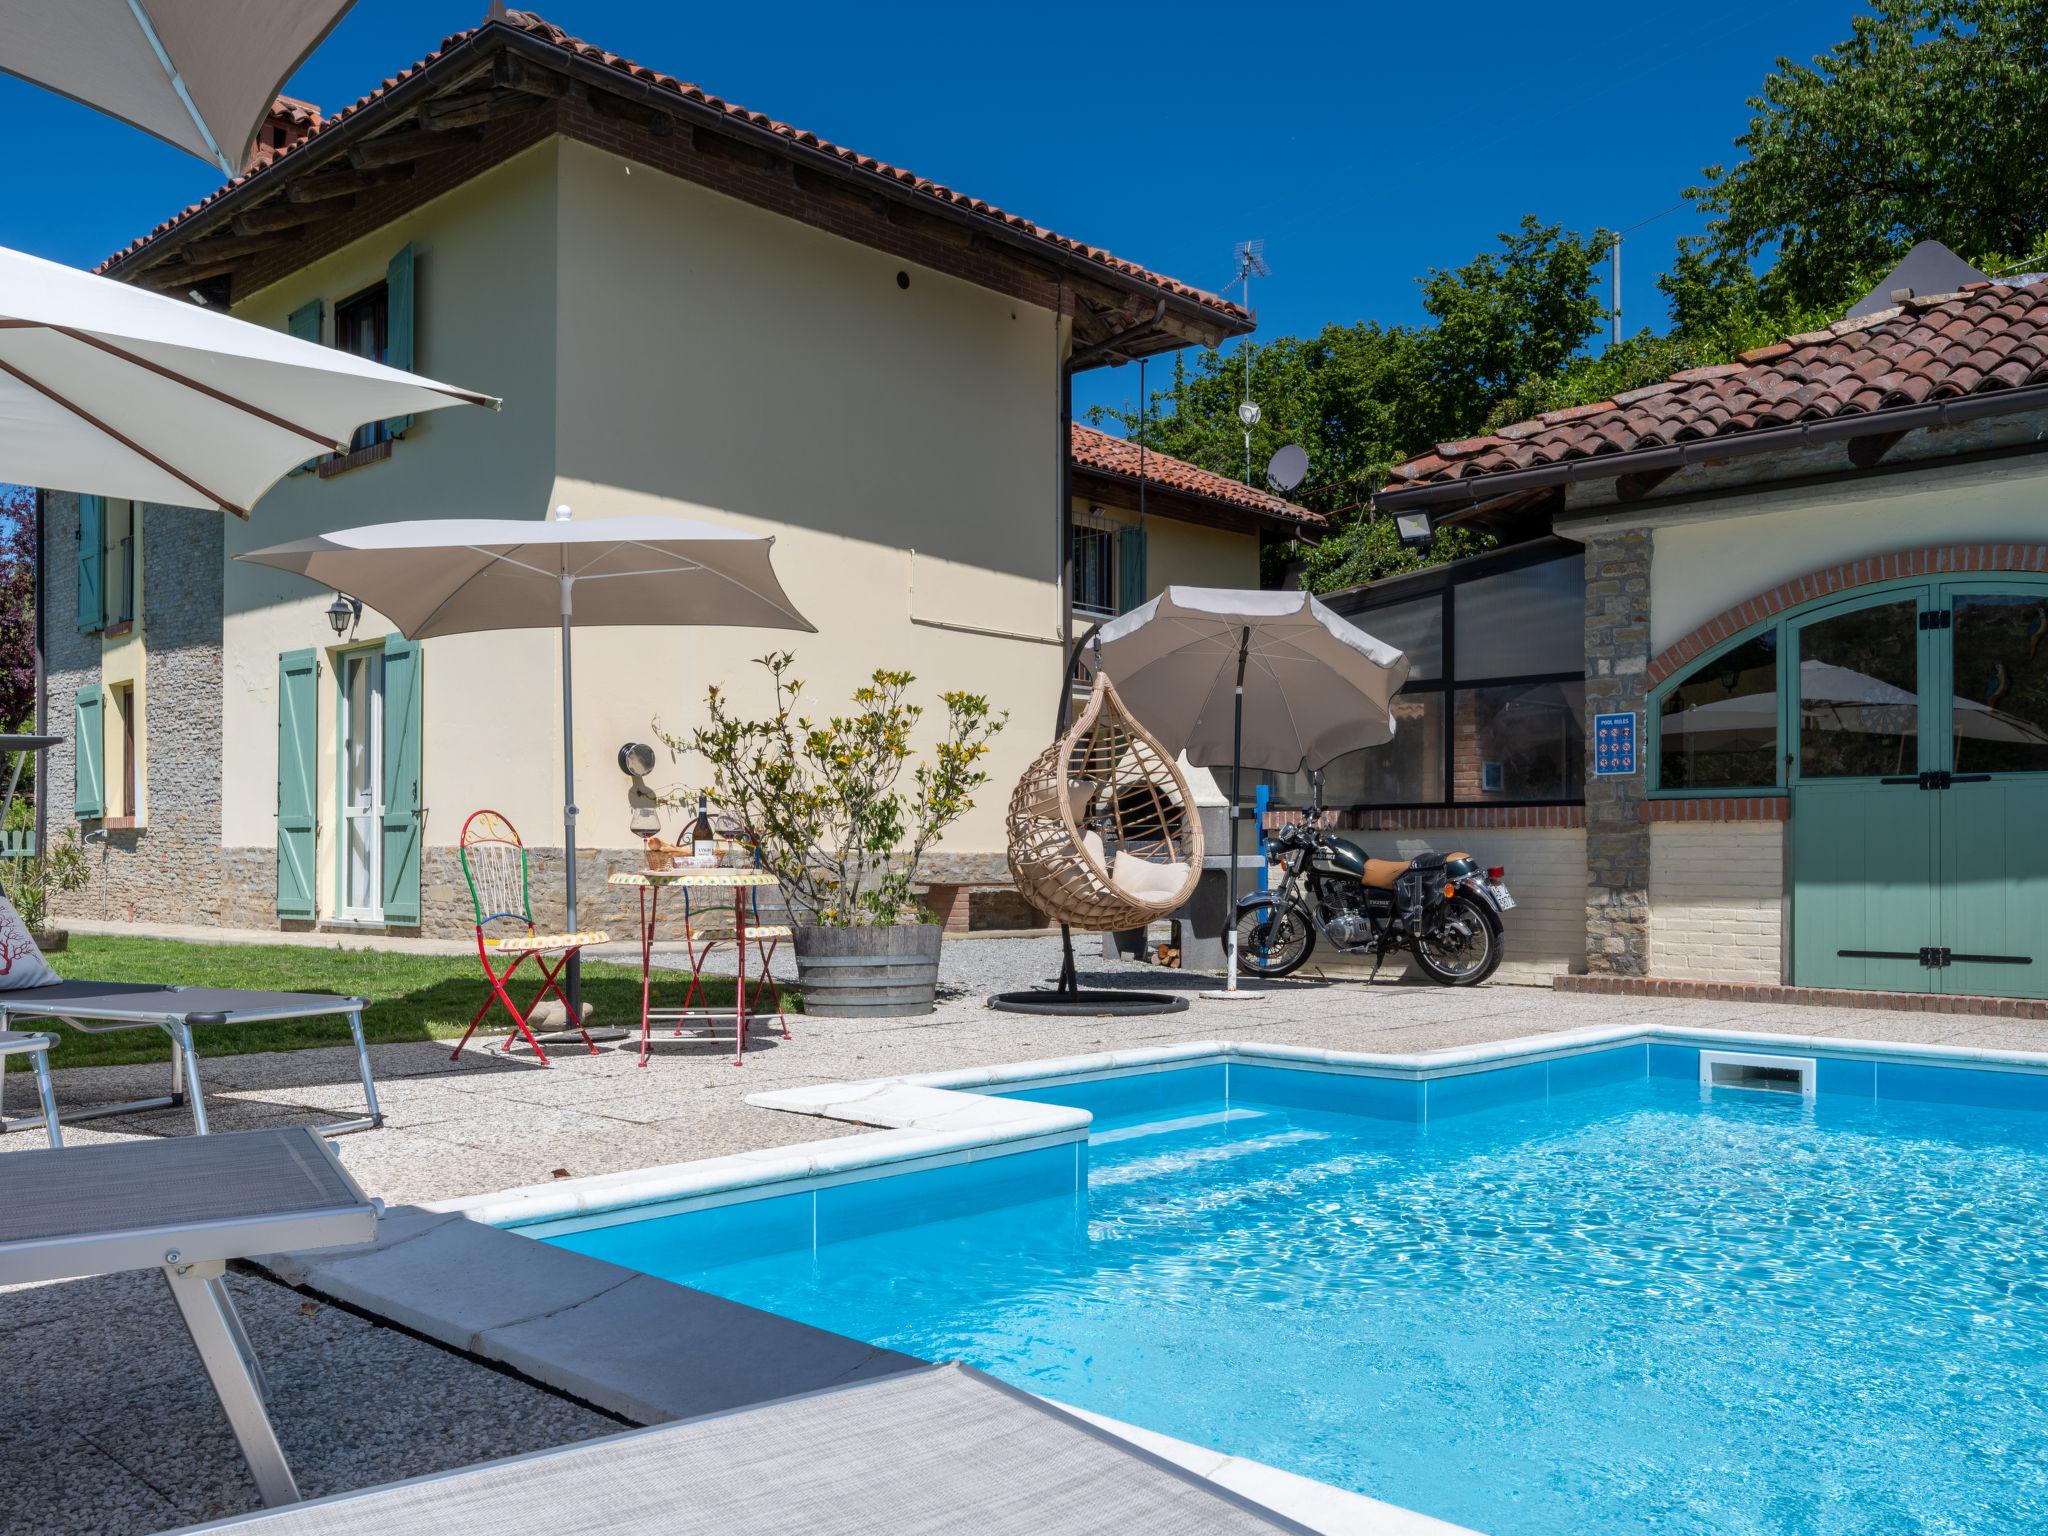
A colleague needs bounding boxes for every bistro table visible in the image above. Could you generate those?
[608,867,783,1066]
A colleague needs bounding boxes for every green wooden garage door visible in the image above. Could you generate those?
[1791,580,2048,997]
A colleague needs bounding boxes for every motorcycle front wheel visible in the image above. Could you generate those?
[1235,902,1315,978]
[1410,890,1504,986]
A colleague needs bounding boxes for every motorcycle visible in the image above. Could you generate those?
[1235,775,1513,985]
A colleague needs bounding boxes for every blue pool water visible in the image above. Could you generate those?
[540,1048,2048,1534]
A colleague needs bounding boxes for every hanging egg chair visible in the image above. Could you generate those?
[992,670,1202,1015]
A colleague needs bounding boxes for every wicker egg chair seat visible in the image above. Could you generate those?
[1006,671,1205,933]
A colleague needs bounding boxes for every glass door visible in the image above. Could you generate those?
[340,651,384,921]
[1933,582,2048,997]
[1787,588,1938,992]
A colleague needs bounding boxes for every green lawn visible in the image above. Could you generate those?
[9,936,776,1070]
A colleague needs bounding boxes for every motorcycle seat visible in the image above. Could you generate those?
[1362,852,1466,890]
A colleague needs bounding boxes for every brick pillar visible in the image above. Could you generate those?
[1583,528,1652,975]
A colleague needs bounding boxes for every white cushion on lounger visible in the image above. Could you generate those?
[0,892,58,991]
[1110,854,1186,904]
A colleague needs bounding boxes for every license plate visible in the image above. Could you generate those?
[1486,881,1516,911]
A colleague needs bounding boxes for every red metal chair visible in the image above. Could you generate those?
[676,813,791,1043]
[451,809,610,1064]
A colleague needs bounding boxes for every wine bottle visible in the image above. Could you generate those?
[690,793,716,861]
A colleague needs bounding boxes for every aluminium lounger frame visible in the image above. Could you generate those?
[0,983,383,1137]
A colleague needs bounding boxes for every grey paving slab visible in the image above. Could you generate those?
[267,1205,636,1346]
[1936,1020,2048,1052]
[476,1271,926,1424]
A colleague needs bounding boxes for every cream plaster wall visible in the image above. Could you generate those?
[1646,456,2048,654]
[542,138,1062,859]
[1075,497,1260,593]
[1648,821,1785,983]
[220,145,562,886]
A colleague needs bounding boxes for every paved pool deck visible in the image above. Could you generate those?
[6,935,2044,1533]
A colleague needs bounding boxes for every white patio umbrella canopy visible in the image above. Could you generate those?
[238,510,815,990]
[0,244,498,518]
[1096,587,1410,993]
[0,0,356,174]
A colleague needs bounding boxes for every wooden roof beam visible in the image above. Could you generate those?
[348,125,484,170]
[418,88,542,132]
[232,195,355,234]
[287,164,413,204]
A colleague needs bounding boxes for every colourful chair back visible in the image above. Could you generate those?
[460,809,534,938]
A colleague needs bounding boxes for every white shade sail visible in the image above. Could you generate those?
[0,244,499,518]
[1096,587,1411,775]
[0,0,355,174]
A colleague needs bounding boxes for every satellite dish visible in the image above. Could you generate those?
[1266,443,1309,493]
[617,742,655,778]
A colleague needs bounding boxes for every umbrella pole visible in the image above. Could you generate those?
[1227,627,1248,992]
[561,577,582,1021]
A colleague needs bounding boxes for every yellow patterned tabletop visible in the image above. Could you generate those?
[607,868,781,889]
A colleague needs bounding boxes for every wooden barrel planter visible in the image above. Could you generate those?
[792,924,943,1018]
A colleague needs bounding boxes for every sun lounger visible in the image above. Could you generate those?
[159,1360,1310,1534]
[0,981,381,1136]
[0,1126,378,1508]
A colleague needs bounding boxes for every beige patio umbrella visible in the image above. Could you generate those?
[0,0,356,174]
[238,508,816,1005]
[0,244,498,518]
[1096,587,1409,994]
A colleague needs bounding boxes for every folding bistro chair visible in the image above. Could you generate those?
[676,815,791,1043]
[450,810,609,1065]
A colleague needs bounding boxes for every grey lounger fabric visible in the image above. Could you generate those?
[0,1126,375,1284]
[166,1362,1312,1535]
[0,981,361,1025]
[0,1127,362,1246]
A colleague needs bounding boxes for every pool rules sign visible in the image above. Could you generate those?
[1593,712,1638,776]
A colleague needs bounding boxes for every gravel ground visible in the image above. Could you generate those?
[7,935,2043,1534]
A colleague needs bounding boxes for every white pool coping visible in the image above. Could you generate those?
[437,1021,2048,1230]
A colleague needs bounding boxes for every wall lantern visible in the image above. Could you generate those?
[326,593,362,639]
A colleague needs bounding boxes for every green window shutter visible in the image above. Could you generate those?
[73,686,104,819]
[76,494,104,634]
[285,300,324,476]
[380,635,423,925]
[1117,524,1148,614]
[384,243,416,439]
[276,649,318,920]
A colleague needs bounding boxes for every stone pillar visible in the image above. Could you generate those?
[1583,528,1652,975]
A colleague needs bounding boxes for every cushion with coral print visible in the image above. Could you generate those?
[0,889,59,991]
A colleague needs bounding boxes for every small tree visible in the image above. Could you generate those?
[656,654,1006,926]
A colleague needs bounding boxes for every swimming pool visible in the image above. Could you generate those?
[527,1041,2048,1535]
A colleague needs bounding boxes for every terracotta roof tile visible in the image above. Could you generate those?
[1070,425,1322,527]
[1381,282,2048,494]
[98,11,1244,325]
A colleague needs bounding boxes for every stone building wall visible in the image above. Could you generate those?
[1581,528,1652,975]
[44,492,233,928]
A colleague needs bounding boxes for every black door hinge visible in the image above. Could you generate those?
[1919,946,1951,969]
[1919,609,1952,630]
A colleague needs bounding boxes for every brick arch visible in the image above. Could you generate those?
[1646,543,2048,688]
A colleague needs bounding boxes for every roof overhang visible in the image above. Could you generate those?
[1375,381,2048,517]
[99,20,1248,359]
[1071,462,1321,537]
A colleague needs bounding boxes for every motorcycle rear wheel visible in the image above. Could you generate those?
[1410,891,1505,986]
[1235,903,1315,978]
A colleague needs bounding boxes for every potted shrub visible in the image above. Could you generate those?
[659,653,1004,1017]
[0,826,91,953]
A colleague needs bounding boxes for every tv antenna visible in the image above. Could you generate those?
[1232,240,1270,481]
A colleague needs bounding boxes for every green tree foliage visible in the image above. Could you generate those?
[1690,1,2048,314]
[0,487,35,733]
[1094,219,1610,591]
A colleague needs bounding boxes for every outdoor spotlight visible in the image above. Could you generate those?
[1395,511,1434,550]
[326,593,362,638]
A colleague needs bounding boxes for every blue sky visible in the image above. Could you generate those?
[0,0,1859,426]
